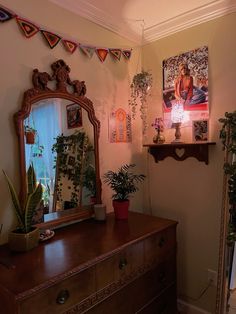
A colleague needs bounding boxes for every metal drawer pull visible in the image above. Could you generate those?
[158,237,165,247]
[119,258,128,270]
[56,289,70,304]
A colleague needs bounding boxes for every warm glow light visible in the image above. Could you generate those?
[171,101,189,123]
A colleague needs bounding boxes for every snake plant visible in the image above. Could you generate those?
[3,164,43,233]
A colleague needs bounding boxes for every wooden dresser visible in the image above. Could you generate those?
[0,212,177,314]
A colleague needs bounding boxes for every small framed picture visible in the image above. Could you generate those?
[66,103,82,129]
[192,120,208,142]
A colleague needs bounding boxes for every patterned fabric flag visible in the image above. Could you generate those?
[16,17,39,38]
[96,48,108,63]
[109,49,122,61]
[79,45,95,58]
[62,39,77,53]
[0,6,15,23]
[122,49,132,60]
[41,30,61,49]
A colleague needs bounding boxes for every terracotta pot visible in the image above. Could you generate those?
[25,131,35,144]
[90,196,96,204]
[8,227,40,252]
[112,200,129,220]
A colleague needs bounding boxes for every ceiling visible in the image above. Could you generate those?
[50,0,236,44]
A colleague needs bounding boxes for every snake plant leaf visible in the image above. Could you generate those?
[27,164,37,194]
[24,183,43,233]
[2,170,24,230]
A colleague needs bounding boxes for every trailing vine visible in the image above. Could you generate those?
[129,70,153,134]
[52,130,92,207]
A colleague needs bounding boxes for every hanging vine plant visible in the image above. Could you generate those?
[219,111,236,243]
[52,130,92,207]
[129,70,153,134]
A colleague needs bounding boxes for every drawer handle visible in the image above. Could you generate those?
[119,258,128,270]
[56,289,70,305]
[158,237,165,247]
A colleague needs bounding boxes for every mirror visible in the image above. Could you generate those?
[14,59,101,229]
[216,111,236,313]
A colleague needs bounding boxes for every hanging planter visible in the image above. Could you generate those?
[24,126,36,144]
[129,70,153,134]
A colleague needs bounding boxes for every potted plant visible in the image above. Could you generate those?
[24,125,37,144]
[129,70,153,134]
[3,164,43,252]
[103,164,145,220]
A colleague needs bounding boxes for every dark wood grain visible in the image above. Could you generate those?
[0,211,177,314]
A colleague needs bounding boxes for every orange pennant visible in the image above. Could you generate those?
[62,39,77,53]
[96,48,108,63]
[16,17,39,38]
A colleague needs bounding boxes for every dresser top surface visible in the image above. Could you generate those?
[0,211,177,298]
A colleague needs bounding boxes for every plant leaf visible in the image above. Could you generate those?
[2,170,24,230]
[24,183,43,233]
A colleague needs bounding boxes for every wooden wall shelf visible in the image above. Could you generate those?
[143,142,216,164]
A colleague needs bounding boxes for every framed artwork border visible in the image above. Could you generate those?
[66,103,82,129]
[192,119,209,142]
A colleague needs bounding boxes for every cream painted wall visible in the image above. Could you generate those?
[142,13,236,312]
[0,1,235,312]
[0,0,145,244]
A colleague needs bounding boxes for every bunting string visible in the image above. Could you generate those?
[0,4,133,63]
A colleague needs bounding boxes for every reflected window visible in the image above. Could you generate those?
[25,99,61,211]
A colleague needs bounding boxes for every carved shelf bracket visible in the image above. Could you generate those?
[143,142,216,164]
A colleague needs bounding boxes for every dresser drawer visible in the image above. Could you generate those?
[96,240,144,290]
[144,226,176,265]
[86,256,176,314]
[19,267,96,314]
[137,284,177,314]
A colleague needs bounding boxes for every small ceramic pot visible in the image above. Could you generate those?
[94,204,106,221]
[8,227,40,252]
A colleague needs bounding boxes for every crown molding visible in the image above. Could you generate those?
[50,0,236,44]
[49,0,141,44]
[144,0,236,43]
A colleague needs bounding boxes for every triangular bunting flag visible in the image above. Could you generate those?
[79,45,95,58]
[96,48,108,63]
[122,50,132,60]
[16,17,39,38]
[109,49,122,61]
[41,30,61,49]
[63,39,77,53]
[0,6,15,23]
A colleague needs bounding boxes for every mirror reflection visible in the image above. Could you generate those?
[24,98,95,224]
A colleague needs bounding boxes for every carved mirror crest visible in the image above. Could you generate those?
[15,59,101,229]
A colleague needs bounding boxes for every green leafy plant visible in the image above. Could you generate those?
[219,111,236,242]
[83,164,96,197]
[3,164,43,233]
[52,131,92,205]
[103,164,145,201]
[129,70,153,134]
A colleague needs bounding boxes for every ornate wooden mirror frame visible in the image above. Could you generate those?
[14,59,101,229]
